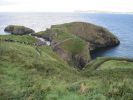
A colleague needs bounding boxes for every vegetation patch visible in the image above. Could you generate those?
[0,34,133,99]
[0,35,37,44]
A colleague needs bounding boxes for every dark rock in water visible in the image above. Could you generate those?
[4,25,35,35]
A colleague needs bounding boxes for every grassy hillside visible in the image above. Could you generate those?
[0,35,37,44]
[51,22,120,50]
[0,35,133,100]
[34,22,120,69]
[35,29,91,68]
[0,40,85,100]
[82,58,133,100]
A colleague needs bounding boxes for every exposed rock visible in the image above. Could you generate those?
[54,45,89,69]
[72,54,88,69]
[53,46,72,62]
[31,29,57,42]
[52,37,91,69]
[4,25,35,35]
[34,36,51,46]
[32,32,52,41]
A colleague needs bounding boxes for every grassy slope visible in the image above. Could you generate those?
[82,57,133,100]
[0,35,37,44]
[35,29,91,67]
[35,29,89,55]
[0,41,86,100]
[0,35,133,100]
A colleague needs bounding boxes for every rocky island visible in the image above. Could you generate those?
[4,25,35,35]
[0,22,133,100]
[32,22,120,69]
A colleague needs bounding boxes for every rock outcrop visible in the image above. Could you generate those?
[51,22,120,51]
[52,38,91,69]
[28,22,120,69]
[33,28,91,69]
[4,25,35,35]
[31,30,53,42]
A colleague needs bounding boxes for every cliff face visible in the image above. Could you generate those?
[34,22,119,68]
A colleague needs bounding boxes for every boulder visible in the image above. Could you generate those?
[4,25,35,35]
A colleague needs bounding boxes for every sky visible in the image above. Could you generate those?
[0,0,133,12]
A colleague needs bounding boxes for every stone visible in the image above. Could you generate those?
[4,25,35,35]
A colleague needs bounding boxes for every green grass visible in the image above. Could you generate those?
[81,57,133,99]
[54,33,91,67]
[50,28,89,55]
[0,41,86,99]
[51,22,110,42]
[39,28,92,68]
[98,60,133,70]
[35,31,47,35]
[84,57,133,73]
[0,35,133,100]
[60,38,86,54]
[0,35,37,44]
[51,29,73,41]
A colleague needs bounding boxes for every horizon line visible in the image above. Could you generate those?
[0,10,133,14]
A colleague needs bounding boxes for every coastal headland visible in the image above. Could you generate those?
[0,22,133,100]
